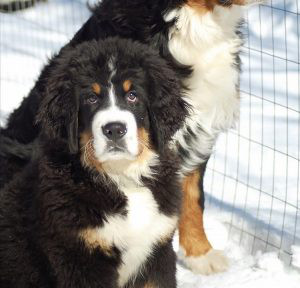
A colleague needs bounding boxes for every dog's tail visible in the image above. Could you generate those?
[0,135,33,160]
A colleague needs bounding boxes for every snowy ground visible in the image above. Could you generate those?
[0,0,299,286]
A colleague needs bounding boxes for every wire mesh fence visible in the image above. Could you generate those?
[205,0,300,265]
[0,0,90,123]
[0,0,299,266]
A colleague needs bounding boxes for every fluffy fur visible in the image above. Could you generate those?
[0,0,259,180]
[0,38,188,288]
[0,0,260,274]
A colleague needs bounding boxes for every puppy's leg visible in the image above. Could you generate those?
[144,241,177,288]
[179,162,228,275]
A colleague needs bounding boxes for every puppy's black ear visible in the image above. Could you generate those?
[67,103,79,154]
[146,56,189,152]
[36,59,79,154]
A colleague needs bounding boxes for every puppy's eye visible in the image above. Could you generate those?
[127,91,137,103]
[87,94,98,104]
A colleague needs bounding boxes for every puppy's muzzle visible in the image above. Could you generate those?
[102,122,127,142]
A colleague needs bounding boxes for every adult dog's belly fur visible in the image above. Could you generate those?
[168,5,242,174]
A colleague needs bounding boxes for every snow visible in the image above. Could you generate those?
[175,211,300,287]
[292,245,300,268]
[177,248,300,288]
[0,0,299,286]
[0,0,91,122]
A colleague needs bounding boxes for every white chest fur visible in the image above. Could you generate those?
[166,5,244,132]
[99,185,177,287]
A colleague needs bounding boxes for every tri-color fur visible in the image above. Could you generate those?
[0,38,188,288]
[0,0,261,275]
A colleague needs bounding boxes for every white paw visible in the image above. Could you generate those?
[180,249,229,275]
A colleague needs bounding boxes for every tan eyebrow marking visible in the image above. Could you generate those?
[123,80,132,93]
[92,83,101,95]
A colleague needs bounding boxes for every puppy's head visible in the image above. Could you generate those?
[37,38,187,168]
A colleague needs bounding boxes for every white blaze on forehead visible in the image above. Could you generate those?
[108,56,116,75]
[108,57,117,107]
[108,84,116,107]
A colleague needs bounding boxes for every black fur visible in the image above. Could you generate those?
[2,0,191,140]
[0,135,35,189]
[0,38,187,288]
[0,0,195,188]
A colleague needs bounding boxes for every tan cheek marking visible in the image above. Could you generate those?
[80,132,103,173]
[179,169,212,257]
[124,127,156,167]
[144,283,156,288]
[79,228,112,256]
[137,128,151,161]
[123,80,132,93]
[92,83,101,95]
[232,0,250,5]
[187,0,215,12]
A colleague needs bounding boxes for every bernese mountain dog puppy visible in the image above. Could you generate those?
[0,38,188,288]
[0,0,261,275]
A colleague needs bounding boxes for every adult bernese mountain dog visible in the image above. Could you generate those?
[0,0,261,275]
[0,38,188,288]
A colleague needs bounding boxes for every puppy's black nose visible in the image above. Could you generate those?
[102,122,127,141]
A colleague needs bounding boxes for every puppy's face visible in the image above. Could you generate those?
[78,59,150,164]
[37,38,188,170]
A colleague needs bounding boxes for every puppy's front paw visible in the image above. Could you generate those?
[180,249,229,275]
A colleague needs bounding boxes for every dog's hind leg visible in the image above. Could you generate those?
[178,162,229,275]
